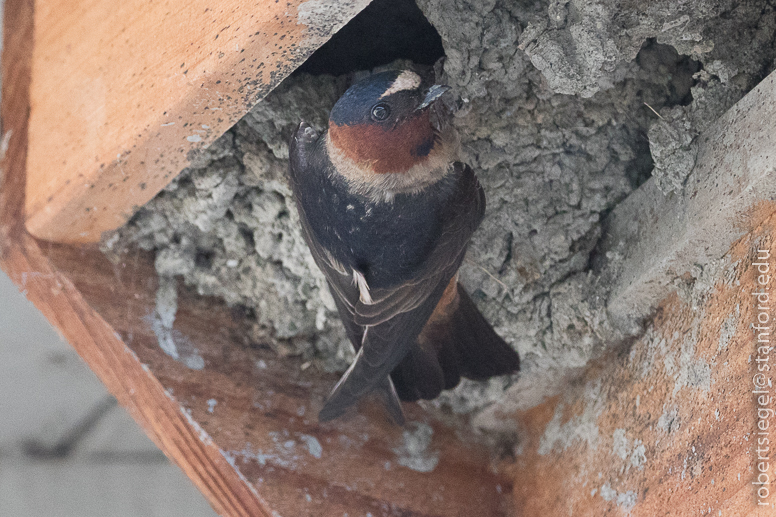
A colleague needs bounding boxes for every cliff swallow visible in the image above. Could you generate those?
[288,69,520,423]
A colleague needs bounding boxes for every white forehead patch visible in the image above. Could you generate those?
[380,70,422,99]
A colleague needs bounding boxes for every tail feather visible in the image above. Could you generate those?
[390,283,520,402]
[451,285,520,379]
[374,376,406,425]
[391,345,445,402]
[319,373,405,425]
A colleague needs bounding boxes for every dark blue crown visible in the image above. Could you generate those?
[329,70,404,126]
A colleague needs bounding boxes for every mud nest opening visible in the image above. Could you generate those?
[296,0,445,76]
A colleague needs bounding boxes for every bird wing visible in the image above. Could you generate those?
[289,122,485,420]
[288,122,365,347]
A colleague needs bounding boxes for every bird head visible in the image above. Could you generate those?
[326,70,458,195]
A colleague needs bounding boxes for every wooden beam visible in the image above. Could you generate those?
[24,0,370,243]
[41,241,514,517]
[3,2,270,514]
[512,210,776,515]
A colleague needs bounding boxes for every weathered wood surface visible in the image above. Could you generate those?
[513,208,776,516]
[3,2,269,514]
[24,0,371,243]
[43,242,513,516]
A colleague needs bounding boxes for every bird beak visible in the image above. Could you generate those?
[417,84,451,110]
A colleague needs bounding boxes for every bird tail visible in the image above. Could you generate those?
[391,283,520,402]
[318,282,518,422]
[319,373,405,425]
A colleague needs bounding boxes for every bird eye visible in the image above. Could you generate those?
[371,103,390,121]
